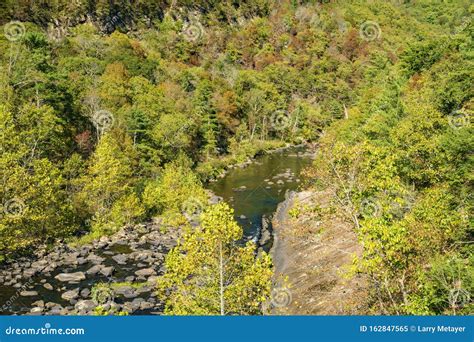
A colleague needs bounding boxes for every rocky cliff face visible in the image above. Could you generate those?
[271,190,369,315]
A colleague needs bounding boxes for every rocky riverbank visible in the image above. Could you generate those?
[270,189,368,314]
[0,221,178,315]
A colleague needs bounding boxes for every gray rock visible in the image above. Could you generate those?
[86,265,102,275]
[131,297,145,310]
[122,302,136,314]
[42,262,58,273]
[100,266,114,277]
[61,288,80,301]
[43,283,54,291]
[55,272,86,282]
[147,275,160,284]
[30,307,43,313]
[80,288,91,298]
[87,254,105,265]
[63,253,80,265]
[112,254,127,265]
[135,268,156,277]
[20,291,38,297]
[45,302,59,308]
[75,300,96,312]
[23,268,38,277]
[32,300,44,307]
[48,305,64,314]
[79,246,91,256]
[140,300,154,310]
[259,229,271,246]
[114,286,137,299]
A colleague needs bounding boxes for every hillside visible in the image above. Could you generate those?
[0,0,472,315]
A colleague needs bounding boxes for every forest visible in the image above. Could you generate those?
[0,0,472,316]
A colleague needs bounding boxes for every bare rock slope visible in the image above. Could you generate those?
[271,190,368,314]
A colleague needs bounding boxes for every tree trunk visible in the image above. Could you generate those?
[343,103,349,119]
[219,241,225,316]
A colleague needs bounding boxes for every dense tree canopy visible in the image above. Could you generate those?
[0,0,472,315]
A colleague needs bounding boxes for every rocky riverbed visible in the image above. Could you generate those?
[0,221,178,315]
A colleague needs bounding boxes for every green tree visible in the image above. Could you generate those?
[158,203,272,315]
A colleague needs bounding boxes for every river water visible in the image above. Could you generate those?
[207,145,314,243]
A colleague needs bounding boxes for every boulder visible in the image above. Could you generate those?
[23,268,38,277]
[86,265,102,275]
[112,254,127,265]
[135,268,156,277]
[55,272,86,282]
[147,275,160,284]
[80,288,91,298]
[61,288,80,301]
[114,286,137,299]
[75,300,96,313]
[45,302,59,309]
[87,254,105,265]
[43,283,54,291]
[32,300,44,307]
[140,301,155,310]
[20,291,38,297]
[100,266,114,277]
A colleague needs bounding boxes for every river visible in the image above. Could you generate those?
[207,145,314,246]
